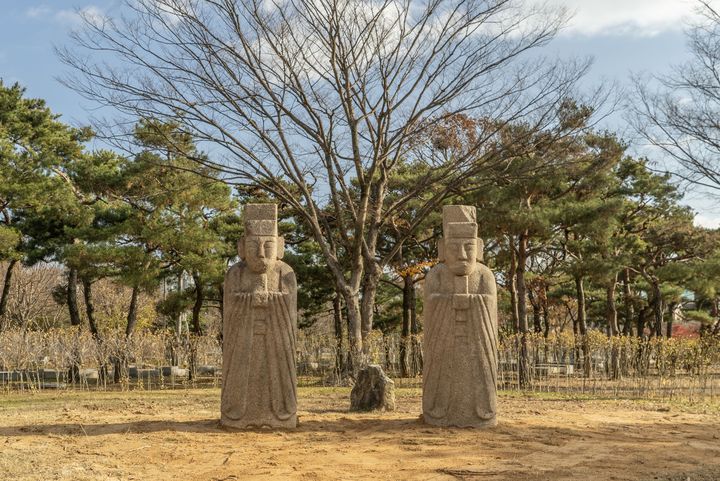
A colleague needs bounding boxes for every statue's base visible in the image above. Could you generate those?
[421,414,497,429]
[220,414,297,430]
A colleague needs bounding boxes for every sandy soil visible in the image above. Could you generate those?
[0,388,719,481]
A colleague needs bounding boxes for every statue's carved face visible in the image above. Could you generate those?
[445,237,477,276]
[244,235,277,273]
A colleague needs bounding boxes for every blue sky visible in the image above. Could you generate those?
[0,0,717,226]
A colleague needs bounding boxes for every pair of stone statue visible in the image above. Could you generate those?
[220,204,497,429]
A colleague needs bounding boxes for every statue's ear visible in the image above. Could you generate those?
[277,236,285,260]
[237,236,246,260]
[437,237,445,262]
[476,237,484,263]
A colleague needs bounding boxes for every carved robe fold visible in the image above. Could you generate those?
[221,261,297,428]
[422,262,498,428]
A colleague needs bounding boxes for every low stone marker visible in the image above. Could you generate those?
[79,368,99,380]
[129,367,160,379]
[0,371,22,382]
[350,365,396,412]
[196,365,219,376]
[160,366,188,377]
[39,369,63,381]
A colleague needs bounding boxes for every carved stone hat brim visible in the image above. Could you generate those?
[446,222,477,238]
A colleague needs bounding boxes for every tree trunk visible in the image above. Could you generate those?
[606,276,620,380]
[360,264,380,348]
[607,277,619,336]
[191,273,203,334]
[0,258,18,331]
[333,293,344,379]
[177,272,185,338]
[65,267,82,385]
[81,277,99,337]
[186,274,204,382]
[637,306,648,339]
[516,233,529,332]
[516,232,530,388]
[651,279,663,338]
[218,282,224,345]
[542,286,550,338]
[344,290,363,375]
[666,302,677,338]
[622,268,634,335]
[67,268,82,326]
[409,281,421,376]
[575,275,590,377]
[575,276,588,336]
[528,289,542,333]
[508,237,519,333]
[400,274,412,378]
[710,299,720,336]
[81,276,108,382]
[125,284,140,337]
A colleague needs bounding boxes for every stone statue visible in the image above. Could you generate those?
[221,204,298,429]
[422,205,498,428]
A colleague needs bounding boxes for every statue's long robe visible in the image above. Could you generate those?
[422,263,498,427]
[221,261,297,428]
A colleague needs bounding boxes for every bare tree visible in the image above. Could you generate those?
[5,263,67,330]
[633,1,720,196]
[59,0,597,366]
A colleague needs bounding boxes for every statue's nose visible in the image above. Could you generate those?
[258,245,266,258]
[458,245,468,260]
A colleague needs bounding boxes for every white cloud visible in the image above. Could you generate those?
[544,0,699,37]
[25,5,53,18]
[55,6,107,27]
[694,214,720,229]
[25,4,107,27]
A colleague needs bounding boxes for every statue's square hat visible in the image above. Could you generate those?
[244,204,277,236]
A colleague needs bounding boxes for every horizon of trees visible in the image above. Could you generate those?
[1,80,719,336]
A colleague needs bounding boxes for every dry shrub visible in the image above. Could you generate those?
[0,327,718,399]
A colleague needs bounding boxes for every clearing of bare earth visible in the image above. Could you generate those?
[1,387,719,481]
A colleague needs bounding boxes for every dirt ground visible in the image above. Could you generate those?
[0,388,719,481]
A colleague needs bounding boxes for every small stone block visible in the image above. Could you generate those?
[129,367,160,379]
[196,365,219,376]
[40,369,63,381]
[79,368,99,380]
[0,371,22,382]
[350,365,396,412]
[161,366,188,377]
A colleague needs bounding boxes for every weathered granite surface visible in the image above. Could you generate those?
[350,364,396,412]
[221,204,298,429]
[422,205,498,428]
